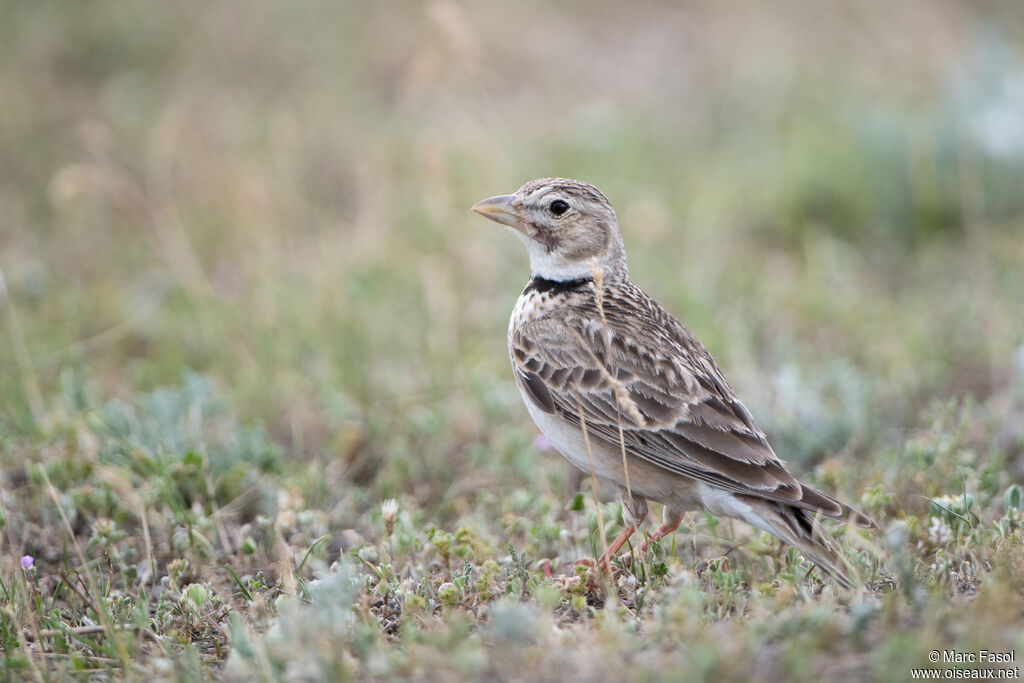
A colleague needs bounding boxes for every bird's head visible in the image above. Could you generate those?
[472,178,627,282]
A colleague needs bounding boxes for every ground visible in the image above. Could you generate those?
[2,1,1024,681]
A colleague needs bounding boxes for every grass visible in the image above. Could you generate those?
[3,0,1024,680]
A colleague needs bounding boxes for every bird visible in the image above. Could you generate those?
[472,177,874,587]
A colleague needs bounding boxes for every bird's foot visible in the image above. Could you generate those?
[574,525,638,587]
[578,525,636,572]
[615,519,683,566]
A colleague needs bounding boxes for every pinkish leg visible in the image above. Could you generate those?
[576,525,636,571]
[618,512,683,564]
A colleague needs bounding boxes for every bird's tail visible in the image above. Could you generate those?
[743,498,857,588]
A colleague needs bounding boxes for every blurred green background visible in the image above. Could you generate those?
[2,1,1024,678]
[3,0,1023,477]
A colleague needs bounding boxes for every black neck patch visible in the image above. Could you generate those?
[523,275,593,296]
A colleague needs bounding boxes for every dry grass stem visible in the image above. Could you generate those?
[588,259,634,501]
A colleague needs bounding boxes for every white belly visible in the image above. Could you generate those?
[519,384,625,482]
[518,381,706,514]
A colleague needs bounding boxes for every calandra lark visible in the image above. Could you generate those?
[473,177,874,586]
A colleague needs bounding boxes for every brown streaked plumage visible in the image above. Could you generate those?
[473,177,875,587]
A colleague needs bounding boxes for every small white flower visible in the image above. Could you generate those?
[381,499,399,536]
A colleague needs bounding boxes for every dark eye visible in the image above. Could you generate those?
[549,199,569,216]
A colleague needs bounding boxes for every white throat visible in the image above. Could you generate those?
[518,234,594,281]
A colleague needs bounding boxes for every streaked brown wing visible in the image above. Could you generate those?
[510,288,825,511]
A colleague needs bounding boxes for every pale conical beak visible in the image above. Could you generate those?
[471,194,520,229]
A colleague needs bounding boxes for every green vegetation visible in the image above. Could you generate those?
[2,1,1024,680]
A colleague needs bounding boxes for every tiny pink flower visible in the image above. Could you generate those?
[20,555,34,570]
[532,434,553,452]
